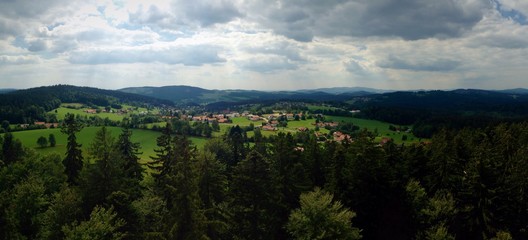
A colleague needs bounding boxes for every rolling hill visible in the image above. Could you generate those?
[0,85,173,123]
[118,85,379,104]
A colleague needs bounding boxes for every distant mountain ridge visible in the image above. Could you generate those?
[118,85,381,104]
[0,88,17,94]
[298,87,391,94]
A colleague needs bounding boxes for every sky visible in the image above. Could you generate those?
[0,0,527,91]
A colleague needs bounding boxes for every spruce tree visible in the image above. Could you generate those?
[115,126,143,199]
[1,132,23,165]
[81,126,120,209]
[61,113,83,185]
[230,150,277,239]
[148,123,174,182]
[163,134,206,240]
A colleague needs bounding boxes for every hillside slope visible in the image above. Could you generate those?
[0,85,173,123]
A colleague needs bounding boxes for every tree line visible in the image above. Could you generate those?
[0,114,527,239]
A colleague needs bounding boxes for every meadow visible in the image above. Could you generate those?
[51,103,152,121]
[325,116,418,143]
[216,116,418,143]
[6,127,208,163]
[6,115,419,163]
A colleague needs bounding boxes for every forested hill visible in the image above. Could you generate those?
[352,89,528,137]
[0,85,173,123]
[119,85,375,104]
[0,88,17,94]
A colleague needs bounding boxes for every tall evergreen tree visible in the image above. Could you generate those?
[163,134,206,240]
[229,150,277,239]
[115,126,143,199]
[226,125,247,169]
[61,113,84,185]
[1,132,23,166]
[197,150,229,238]
[81,126,121,210]
[148,123,174,183]
[269,133,311,238]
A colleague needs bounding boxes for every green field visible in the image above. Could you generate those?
[306,104,342,111]
[4,127,208,163]
[2,116,419,162]
[50,103,153,122]
[325,116,419,143]
[52,107,126,121]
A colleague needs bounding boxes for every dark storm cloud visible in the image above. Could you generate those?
[245,0,491,41]
[69,45,225,66]
[378,55,460,72]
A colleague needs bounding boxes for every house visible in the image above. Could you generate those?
[192,116,207,122]
[380,137,392,145]
[262,124,277,131]
[333,131,352,142]
[85,109,97,114]
[294,147,305,152]
[44,123,59,128]
[297,127,308,132]
[248,115,261,121]
[315,122,339,128]
[218,118,231,123]
[226,112,240,118]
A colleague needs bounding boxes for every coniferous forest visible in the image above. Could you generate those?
[1,112,527,240]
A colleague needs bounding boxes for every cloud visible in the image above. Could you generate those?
[69,45,225,66]
[496,0,528,24]
[242,40,307,62]
[174,0,242,27]
[237,56,298,73]
[0,55,41,65]
[243,0,491,41]
[27,39,48,52]
[344,60,369,75]
[378,55,460,72]
[129,0,242,29]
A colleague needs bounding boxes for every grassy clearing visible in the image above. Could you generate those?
[306,104,341,111]
[5,127,208,163]
[52,107,126,121]
[325,116,419,143]
[230,117,265,126]
[50,103,155,122]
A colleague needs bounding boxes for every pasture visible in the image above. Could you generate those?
[325,116,419,143]
[5,127,208,163]
[50,103,153,122]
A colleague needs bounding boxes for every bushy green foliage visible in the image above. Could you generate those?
[37,136,48,148]
[287,187,362,240]
[62,206,125,240]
